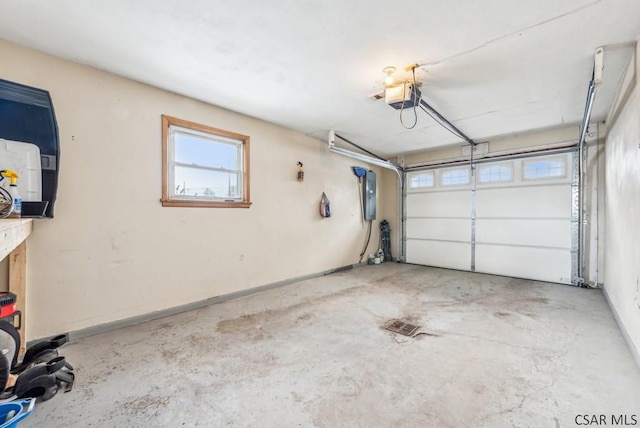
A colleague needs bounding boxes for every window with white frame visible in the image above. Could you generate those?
[408,171,435,189]
[478,163,513,184]
[440,167,470,186]
[523,157,566,180]
[161,115,251,208]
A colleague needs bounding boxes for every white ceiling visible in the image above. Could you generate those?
[1,0,639,156]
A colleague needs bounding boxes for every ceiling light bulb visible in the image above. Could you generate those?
[383,66,396,85]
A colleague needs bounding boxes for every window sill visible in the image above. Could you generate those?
[161,199,252,208]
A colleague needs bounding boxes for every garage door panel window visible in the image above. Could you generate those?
[523,157,566,180]
[440,168,470,186]
[408,172,435,190]
[478,163,513,184]
[161,115,251,208]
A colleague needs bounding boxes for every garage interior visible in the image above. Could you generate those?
[0,1,639,426]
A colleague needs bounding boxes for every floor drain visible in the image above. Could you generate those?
[384,320,419,336]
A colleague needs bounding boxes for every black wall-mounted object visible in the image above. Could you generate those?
[363,170,376,221]
[0,79,60,218]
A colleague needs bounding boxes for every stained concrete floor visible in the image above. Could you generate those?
[23,264,640,427]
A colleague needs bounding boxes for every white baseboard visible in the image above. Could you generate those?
[603,286,640,371]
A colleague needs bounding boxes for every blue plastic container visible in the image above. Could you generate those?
[0,399,35,428]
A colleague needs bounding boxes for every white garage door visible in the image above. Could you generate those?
[405,151,577,285]
[405,166,473,271]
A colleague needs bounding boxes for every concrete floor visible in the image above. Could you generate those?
[23,264,640,427]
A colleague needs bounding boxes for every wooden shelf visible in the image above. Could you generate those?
[1,219,33,260]
[1,218,33,353]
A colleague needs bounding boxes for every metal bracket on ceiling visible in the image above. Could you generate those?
[593,46,604,86]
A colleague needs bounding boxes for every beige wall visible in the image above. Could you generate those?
[379,168,401,260]
[0,40,384,339]
[604,41,640,360]
[403,126,580,167]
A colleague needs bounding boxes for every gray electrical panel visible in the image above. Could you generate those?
[363,171,376,221]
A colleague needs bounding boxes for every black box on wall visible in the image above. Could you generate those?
[363,170,376,221]
[0,79,60,218]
